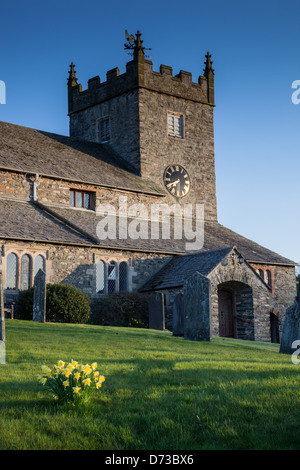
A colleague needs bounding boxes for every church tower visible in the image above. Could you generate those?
[68,31,217,221]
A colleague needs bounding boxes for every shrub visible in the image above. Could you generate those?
[17,283,90,324]
[89,292,149,328]
[46,284,90,324]
[16,287,34,320]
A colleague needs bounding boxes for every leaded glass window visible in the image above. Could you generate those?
[119,261,128,292]
[96,260,105,294]
[20,254,31,291]
[34,255,45,277]
[69,190,93,210]
[6,253,17,290]
[108,261,116,294]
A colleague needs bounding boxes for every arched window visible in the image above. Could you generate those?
[6,253,18,290]
[258,269,264,279]
[119,261,128,292]
[108,261,117,294]
[266,270,272,288]
[34,255,45,277]
[20,254,32,291]
[96,260,105,294]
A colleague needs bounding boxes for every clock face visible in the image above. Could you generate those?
[163,165,190,197]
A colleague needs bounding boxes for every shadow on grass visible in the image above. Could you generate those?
[1,355,300,449]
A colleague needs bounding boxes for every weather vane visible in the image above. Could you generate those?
[124,30,152,59]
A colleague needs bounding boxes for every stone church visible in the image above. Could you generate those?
[0,31,296,342]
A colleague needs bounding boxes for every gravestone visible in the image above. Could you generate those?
[147,292,165,330]
[172,293,184,336]
[33,269,46,323]
[183,272,211,341]
[279,285,300,355]
[0,273,5,342]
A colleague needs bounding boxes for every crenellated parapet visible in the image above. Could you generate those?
[68,31,215,115]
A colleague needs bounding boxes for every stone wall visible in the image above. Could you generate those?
[154,258,296,343]
[139,87,217,221]
[70,88,141,172]
[0,238,169,314]
[251,263,297,337]
[0,171,31,201]
[68,55,217,221]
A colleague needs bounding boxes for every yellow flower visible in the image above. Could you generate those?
[63,380,69,387]
[93,371,99,378]
[72,360,79,369]
[57,360,65,368]
[73,386,81,394]
[74,372,81,380]
[64,368,71,378]
[66,363,74,371]
[41,365,51,376]
[83,378,91,387]
[83,364,92,375]
[91,362,97,370]
[54,396,59,401]
[96,381,102,389]
[40,377,47,385]
[99,376,105,383]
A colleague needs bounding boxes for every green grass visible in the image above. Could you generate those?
[0,319,300,450]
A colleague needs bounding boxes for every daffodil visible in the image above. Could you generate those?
[37,360,105,406]
[83,364,92,375]
[83,378,91,387]
[41,365,51,376]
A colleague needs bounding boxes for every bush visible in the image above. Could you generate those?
[89,292,149,328]
[17,283,90,324]
[16,287,34,320]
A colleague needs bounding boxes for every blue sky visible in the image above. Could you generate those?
[0,0,299,264]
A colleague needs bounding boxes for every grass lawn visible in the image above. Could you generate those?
[0,319,299,450]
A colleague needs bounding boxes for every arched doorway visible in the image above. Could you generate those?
[218,281,254,340]
[270,312,280,343]
[218,288,235,338]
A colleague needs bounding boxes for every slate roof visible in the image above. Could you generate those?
[0,121,164,195]
[202,222,295,265]
[0,199,90,245]
[4,200,293,264]
[0,196,295,264]
[35,202,187,253]
[140,247,234,291]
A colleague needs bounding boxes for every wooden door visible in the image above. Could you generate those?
[218,288,235,338]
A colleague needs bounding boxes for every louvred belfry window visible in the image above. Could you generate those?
[98,117,110,143]
[168,113,183,138]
